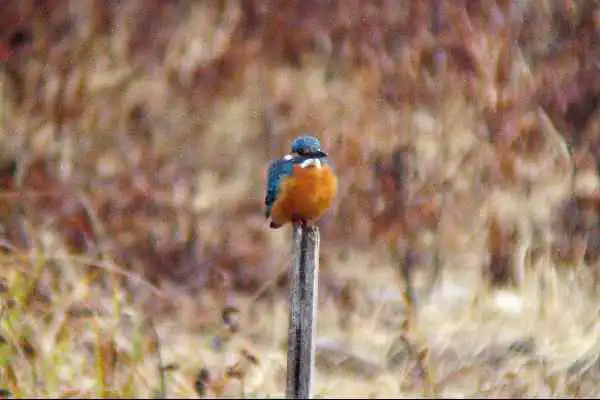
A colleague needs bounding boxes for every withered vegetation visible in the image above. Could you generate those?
[0,0,599,397]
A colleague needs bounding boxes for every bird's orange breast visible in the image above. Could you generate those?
[270,164,337,226]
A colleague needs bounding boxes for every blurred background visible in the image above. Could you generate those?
[0,0,599,397]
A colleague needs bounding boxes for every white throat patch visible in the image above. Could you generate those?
[299,158,322,168]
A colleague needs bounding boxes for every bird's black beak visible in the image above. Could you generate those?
[314,150,328,157]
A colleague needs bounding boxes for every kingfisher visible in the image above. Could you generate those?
[265,135,338,229]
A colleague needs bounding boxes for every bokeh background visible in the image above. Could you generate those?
[0,0,599,397]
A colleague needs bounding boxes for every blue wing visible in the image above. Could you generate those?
[265,158,294,219]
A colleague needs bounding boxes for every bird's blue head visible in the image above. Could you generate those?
[290,135,328,157]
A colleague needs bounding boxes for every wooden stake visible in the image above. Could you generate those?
[286,223,320,399]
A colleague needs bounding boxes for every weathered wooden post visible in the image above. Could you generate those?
[286,223,320,399]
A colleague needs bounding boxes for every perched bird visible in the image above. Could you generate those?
[265,135,338,229]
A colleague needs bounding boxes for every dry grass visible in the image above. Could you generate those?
[2,246,600,397]
[0,0,599,397]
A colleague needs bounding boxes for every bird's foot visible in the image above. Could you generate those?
[291,216,309,227]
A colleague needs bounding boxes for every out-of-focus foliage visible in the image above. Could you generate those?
[0,0,598,296]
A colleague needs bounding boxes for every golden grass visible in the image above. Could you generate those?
[2,245,600,397]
